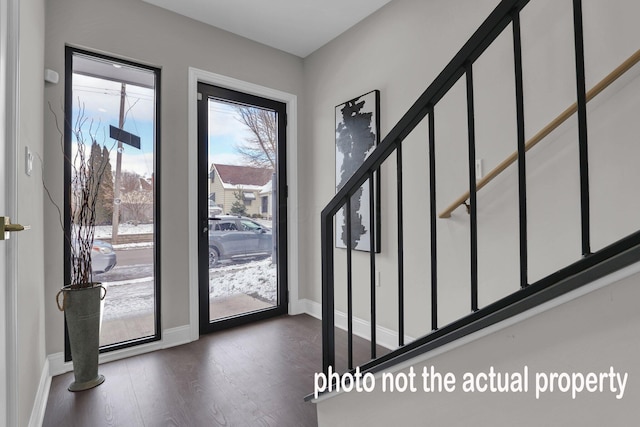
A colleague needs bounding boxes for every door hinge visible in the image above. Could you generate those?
[197,92,203,101]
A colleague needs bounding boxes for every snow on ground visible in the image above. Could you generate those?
[95,218,272,239]
[102,279,155,321]
[100,257,277,320]
[112,242,154,250]
[209,258,277,303]
[95,223,154,239]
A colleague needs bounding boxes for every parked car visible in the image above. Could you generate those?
[91,239,117,274]
[208,200,223,217]
[208,215,272,267]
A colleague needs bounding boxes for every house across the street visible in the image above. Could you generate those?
[209,163,274,218]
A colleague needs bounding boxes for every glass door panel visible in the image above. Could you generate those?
[198,83,287,332]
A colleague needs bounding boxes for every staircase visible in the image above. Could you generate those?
[312,0,640,410]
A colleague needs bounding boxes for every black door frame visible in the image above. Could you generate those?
[197,82,288,333]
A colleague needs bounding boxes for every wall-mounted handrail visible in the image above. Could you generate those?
[439,48,640,219]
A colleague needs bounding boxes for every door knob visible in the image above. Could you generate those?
[1,216,30,240]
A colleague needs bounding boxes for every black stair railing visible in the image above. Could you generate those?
[319,0,640,380]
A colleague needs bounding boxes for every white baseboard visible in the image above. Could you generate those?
[28,358,51,427]
[298,298,413,351]
[162,325,192,348]
[48,324,193,376]
[290,297,309,315]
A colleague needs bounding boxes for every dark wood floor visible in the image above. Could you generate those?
[43,314,383,427]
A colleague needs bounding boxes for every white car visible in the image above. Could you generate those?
[208,200,223,217]
[91,239,117,274]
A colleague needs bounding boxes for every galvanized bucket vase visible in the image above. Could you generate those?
[56,284,107,392]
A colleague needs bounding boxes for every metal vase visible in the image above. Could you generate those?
[61,284,106,392]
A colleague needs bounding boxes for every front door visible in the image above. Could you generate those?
[198,83,287,332]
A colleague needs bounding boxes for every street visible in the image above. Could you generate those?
[96,247,155,322]
[96,246,276,324]
[97,247,154,282]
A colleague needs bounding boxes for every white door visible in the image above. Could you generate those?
[0,0,8,421]
[1,0,17,424]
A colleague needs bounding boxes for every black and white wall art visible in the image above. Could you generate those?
[335,90,381,252]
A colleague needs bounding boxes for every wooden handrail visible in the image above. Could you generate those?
[439,48,640,219]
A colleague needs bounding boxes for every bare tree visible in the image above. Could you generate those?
[234,106,277,169]
[120,190,153,224]
[121,170,142,193]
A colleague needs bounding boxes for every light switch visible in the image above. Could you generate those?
[25,146,33,176]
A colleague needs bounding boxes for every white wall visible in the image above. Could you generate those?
[17,0,46,424]
[43,0,304,356]
[302,0,503,342]
[303,0,640,424]
[316,267,640,426]
[301,0,640,343]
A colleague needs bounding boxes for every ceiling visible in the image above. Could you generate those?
[142,0,393,58]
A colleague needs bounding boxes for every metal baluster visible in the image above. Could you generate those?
[346,197,353,370]
[429,107,438,330]
[397,142,405,346]
[321,213,335,374]
[513,11,529,288]
[572,0,591,256]
[466,62,479,312]
[369,173,377,359]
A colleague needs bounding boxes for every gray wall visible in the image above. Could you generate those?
[43,0,304,355]
[301,0,640,339]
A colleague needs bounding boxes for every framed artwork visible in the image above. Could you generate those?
[335,90,381,252]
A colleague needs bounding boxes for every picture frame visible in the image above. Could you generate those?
[335,89,381,252]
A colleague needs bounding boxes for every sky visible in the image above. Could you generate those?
[72,73,156,178]
[72,63,271,177]
[208,99,255,167]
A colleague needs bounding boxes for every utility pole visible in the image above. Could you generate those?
[111,83,126,243]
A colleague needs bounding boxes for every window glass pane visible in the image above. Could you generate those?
[69,51,158,348]
[207,100,278,321]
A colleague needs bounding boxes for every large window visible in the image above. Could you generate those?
[64,47,161,357]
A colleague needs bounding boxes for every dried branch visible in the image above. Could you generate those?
[234,106,277,169]
[45,100,115,288]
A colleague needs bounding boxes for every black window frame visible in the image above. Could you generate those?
[63,46,162,360]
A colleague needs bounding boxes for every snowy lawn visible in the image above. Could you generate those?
[209,258,277,303]
[112,242,154,249]
[95,223,154,238]
[95,219,270,239]
[94,224,154,249]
